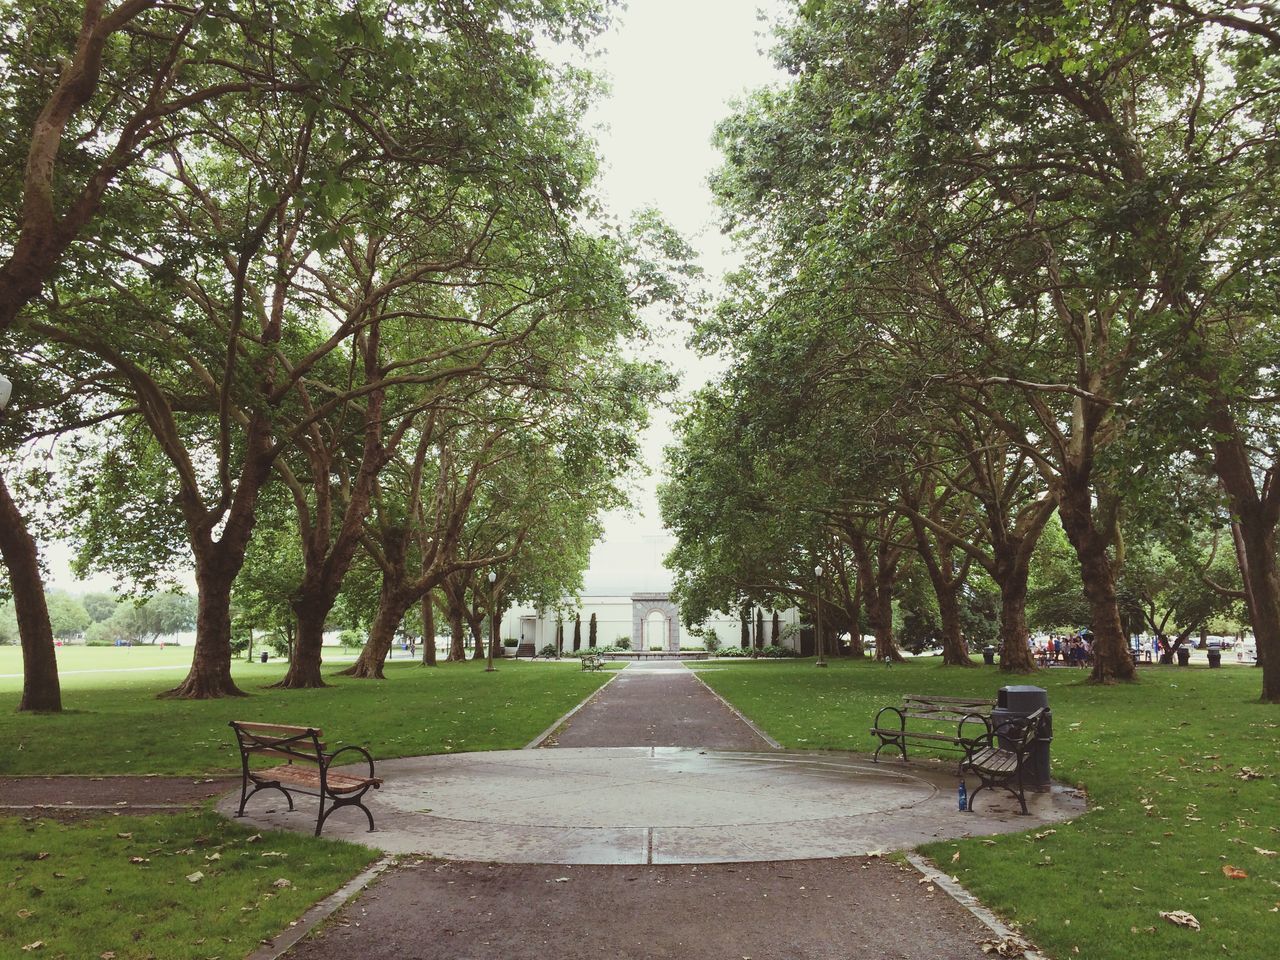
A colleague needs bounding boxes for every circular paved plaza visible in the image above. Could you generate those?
[217,745,1084,863]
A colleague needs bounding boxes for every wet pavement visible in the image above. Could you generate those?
[217,663,1085,863]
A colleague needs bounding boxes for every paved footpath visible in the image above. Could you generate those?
[280,663,1001,960]
[544,660,772,750]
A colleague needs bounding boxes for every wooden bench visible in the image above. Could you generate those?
[870,694,995,767]
[961,707,1046,815]
[229,721,382,837]
[581,654,605,671]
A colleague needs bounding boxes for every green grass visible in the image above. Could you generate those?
[0,658,611,775]
[0,810,377,960]
[0,644,201,675]
[693,658,1280,960]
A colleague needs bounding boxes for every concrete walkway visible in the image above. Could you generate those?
[543,660,771,750]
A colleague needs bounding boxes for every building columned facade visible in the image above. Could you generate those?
[497,593,801,654]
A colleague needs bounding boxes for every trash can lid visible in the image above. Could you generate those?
[998,685,1049,711]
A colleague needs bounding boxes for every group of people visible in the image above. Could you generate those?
[1035,633,1093,667]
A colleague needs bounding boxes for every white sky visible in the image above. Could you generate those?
[578,0,788,594]
[42,0,789,597]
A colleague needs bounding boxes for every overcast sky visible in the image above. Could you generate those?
[578,0,788,595]
[42,1,789,596]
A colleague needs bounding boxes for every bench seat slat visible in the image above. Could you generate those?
[255,764,383,794]
[869,728,963,742]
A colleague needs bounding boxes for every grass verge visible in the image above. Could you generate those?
[693,657,1279,960]
[0,809,376,960]
[0,659,611,776]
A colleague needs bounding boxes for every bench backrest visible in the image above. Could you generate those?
[902,694,995,721]
[230,721,324,764]
[993,707,1046,751]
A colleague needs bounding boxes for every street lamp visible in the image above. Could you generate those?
[486,570,498,673]
[814,564,827,668]
[0,374,11,412]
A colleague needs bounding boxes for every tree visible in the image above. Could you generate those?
[588,611,598,649]
[82,592,118,623]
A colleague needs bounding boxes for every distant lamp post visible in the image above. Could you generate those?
[814,564,827,668]
[0,374,11,412]
[486,570,498,673]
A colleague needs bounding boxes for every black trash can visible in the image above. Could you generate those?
[1207,639,1222,669]
[1176,646,1191,667]
[982,645,996,666]
[992,685,1052,791]
[260,651,268,663]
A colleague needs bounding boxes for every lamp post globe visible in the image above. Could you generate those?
[814,564,827,668]
[0,374,11,412]
[485,570,498,672]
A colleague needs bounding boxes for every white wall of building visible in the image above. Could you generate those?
[498,596,801,651]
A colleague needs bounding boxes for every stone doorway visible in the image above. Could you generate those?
[631,592,680,652]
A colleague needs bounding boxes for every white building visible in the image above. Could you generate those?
[498,592,801,655]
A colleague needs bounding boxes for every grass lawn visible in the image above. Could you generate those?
[0,658,611,776]
[0,810,377,960]
[693,658,1280,960]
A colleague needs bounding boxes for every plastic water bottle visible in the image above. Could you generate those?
[958,779,968,812]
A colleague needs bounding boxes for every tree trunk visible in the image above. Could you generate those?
[0,471,62,711]
[341,590,413,680]
[1237,523,1280,701]
[993,549,1036,673]
[936,583,971,667]
[1057,478,1134,683]
[469,615,485,660]
[867,581,904,662]
[446,604,466,662]
[421,591,437,666]
[588,612,597,648]
[274,589,332,689]
[163,559,245,698]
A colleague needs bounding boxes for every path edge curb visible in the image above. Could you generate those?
[685,666,782,749]
[905,852,1047,960]
[246,854,396,960]
[523,667,623,749]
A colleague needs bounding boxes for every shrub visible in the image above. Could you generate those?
[338,629,365,649]
[716,646,749,657]
[615,637,631,650]
[703,629,721,653]
[762,644,801,658]
[502,638,518,648]
[539,643,559,658]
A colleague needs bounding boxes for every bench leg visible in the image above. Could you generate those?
[316,791,378,836]
[240,782,294,816]
[871,736,907,763]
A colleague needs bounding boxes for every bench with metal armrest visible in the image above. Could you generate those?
[961,707,1047,815]
[229,721,382,837]
[870,694,995,767]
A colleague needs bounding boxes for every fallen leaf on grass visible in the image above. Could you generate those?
[260,851,287,858]
[246,834,263,843]
[978,935,1031,957]
[1222,865,1248,879]
[100,953,116,959]
[115,833,131,840]
[1255,848,1277,858]
[205,853,221,862]
[34,852,49,861]
[16,909,32,919]
[128,857,149,865]
[1237,768,1264,781]
[186,871,204,883]
[1159,910,1201,930]
[951,851,961,863]
[272,878,292,889]
[1034,829,1057,840]
[21,941,43,951]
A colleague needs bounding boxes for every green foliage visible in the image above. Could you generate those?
[44,590,89,639]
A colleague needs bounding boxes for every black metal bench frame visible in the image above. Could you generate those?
[229,721,382,837]
[580,654,606,671]
[961,707,1046,815]
[870,694,994,768]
